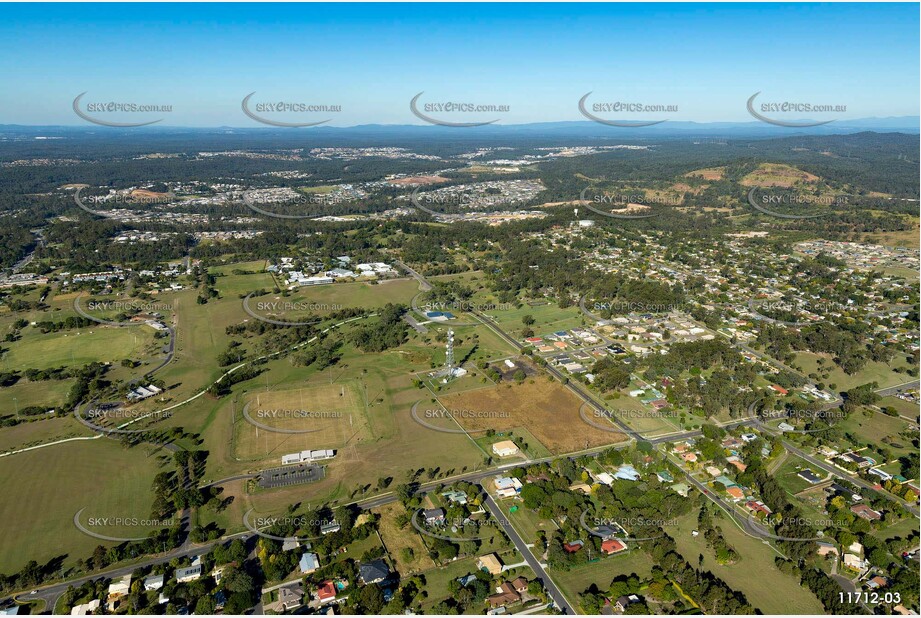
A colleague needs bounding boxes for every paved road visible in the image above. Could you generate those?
[748,396,920,519]
[874,380,920,398]
[394,259,432,291]
[481,491,576,614]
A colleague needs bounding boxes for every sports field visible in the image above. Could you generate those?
[0,439,167,574]
[233,381,370,461]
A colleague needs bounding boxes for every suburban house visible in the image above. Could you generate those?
[746,500,772,516]
[143,574,164,591]
[725,486,745,501]
[320,521,341,535]
[850,504,882,521]
[493,476,523,498]
[492,440,520,457]
[359,559,390,585]
[487,582,520,608]
[477,553,504,575]
[816,541,839,557]
[316,580,338,604]
[843,553,865,570]
[511,577,529,594]
[175,564,203,583]
[840,452,874,469]
[866,576,889,590]
[601,538,627,554]
[70,600,101,616]
[563,540,584,553]
[797,469,822,484]
[278,584,304,611]
[107,575,131,599]
[423,508,446,526]
[615,594,642,613]
[300,552,320,574]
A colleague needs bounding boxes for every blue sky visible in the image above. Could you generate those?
[0,3,917,126]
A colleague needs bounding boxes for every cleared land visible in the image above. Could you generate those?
[739,163,820,188]
[439,378,628,454]
[374,502,432,575]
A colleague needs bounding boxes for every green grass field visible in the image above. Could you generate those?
[793,351,914,392]
[0,326,158,372]
[553,550,655,606]
[838,408,917,459]
[232,381,371,461]
[285,279,420,310]
[482,301,587,342]
[0,379,75,414]
[0,439,168,574]
[502,499,558,544]
[671,507,824,614]
[878,395,920,422]
[0,416,95,455]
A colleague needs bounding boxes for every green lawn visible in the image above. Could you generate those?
[792,351,914,392]
[0,415,95,455]
[0,439,168,574]
[0,379,75,413]
[838,408,917,459]
[878,395,920,422]
[553,550,655,606]
[480,301,587,342]
[0,326,158,371]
